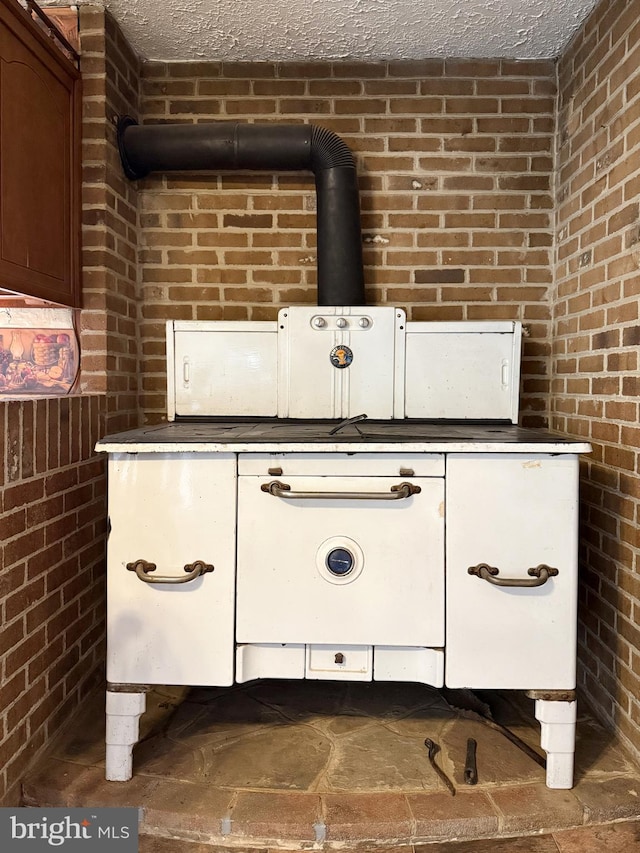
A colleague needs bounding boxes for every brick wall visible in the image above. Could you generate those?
[0,8,142,804]
[79,6,141,434]
[5,0,638,803]
[137,59,556,425]
[556,0,640,760]
[0,396,106,805]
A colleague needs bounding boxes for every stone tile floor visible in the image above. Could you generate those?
[22,680,640,850]
[137,821,640,852]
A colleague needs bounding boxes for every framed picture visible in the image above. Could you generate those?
[0,325,78,395]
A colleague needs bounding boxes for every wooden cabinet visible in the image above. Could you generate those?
[0,0,80,307]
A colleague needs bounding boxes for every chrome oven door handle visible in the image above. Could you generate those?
[260,480,421,500]
[126,559,215,584]
[468,563,558,587]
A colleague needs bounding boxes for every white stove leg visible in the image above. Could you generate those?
[534,698,577,789]
[105,689,146,781]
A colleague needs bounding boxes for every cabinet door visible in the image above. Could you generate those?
[106,453,237,686]
[0,1,80,305]
[445,454,579,689]
[405,324,520,422]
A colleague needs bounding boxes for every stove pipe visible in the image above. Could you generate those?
[116,116,365,306]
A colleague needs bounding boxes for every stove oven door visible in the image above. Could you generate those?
[445,453,579,689]
[236,454,445,653]
[106,452,237,687]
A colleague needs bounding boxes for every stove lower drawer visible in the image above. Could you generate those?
[236,471,445,647]
[306,644,372,680]
[235,643,445,686]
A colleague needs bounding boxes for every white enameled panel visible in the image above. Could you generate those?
[405,322,521,422]
[106,452,237,686]
[235,643,306,683]
[168,321,278,419]
[374,647,444,686]
[238,452,444,477]
[236,474,444,646]
[445,453,579,689]
[277,306,405,419]
[306,644,372,680]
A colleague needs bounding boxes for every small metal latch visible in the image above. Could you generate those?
[334,652,345,665]
[399,467,415,477]
[268,467,283,476]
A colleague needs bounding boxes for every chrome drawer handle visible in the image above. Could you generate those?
[126,559,214,584]
[260,480,421,500]
[468,563,558,587]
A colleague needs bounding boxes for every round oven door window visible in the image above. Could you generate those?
[326,547,354,576]
[316,536,364,585]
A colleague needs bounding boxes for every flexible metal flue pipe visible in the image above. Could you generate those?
[116,117,365,306]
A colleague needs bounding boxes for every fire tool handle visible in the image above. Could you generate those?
[464,738,478,785]
[260,480,421,500]
[467,563,558,588]
[126,559,214,584]
[424,738,456,796]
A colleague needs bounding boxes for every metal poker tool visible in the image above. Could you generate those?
[424,738,456,796]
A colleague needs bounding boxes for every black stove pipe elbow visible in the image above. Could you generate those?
[116,116,365,306]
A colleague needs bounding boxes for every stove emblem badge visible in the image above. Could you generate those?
[330,345,353,368]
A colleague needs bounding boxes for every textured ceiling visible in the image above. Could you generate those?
[43,0,599,61]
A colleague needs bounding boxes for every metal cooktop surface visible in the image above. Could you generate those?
[98,418,585,445]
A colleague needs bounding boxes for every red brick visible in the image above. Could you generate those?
[4,529,46,572]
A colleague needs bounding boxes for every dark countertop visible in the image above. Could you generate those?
[95,419,592,454]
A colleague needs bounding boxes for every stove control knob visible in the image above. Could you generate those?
[326,547,354,576]
[358,317,370,328]
[312,316,327,328]
[336,317,348,328]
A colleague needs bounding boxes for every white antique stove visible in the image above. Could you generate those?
[97,306,590,790]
